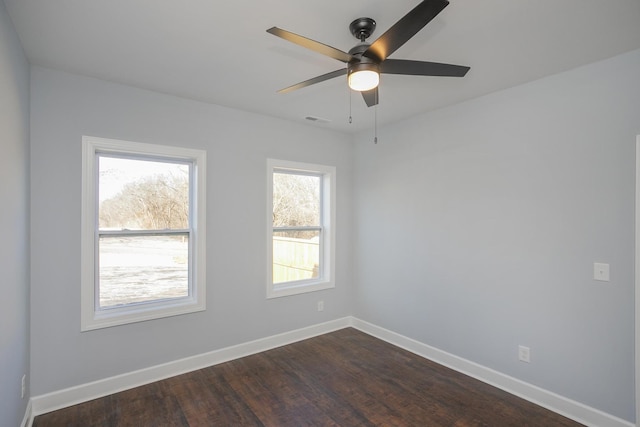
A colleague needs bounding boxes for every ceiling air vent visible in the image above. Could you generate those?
[305,116,331,124]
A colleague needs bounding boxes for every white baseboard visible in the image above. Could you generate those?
[30,317,352,417]
[20,400,32,427]
[30,316,633,427]
[350,317,634,427]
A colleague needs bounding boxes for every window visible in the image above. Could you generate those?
[81,136,206,331]
[267,159,335,298]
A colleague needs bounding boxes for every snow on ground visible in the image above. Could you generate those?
[99,235,188,307]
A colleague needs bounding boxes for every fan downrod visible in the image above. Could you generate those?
[349,17,376,42]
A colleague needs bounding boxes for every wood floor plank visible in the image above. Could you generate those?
[33,328,584,426]
[164,370,263,426]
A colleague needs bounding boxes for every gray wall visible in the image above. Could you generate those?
[29,67,353,396]
[353,49,640,422]
[0,1,30,425]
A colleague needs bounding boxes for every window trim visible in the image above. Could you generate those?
[81,136,206,331]
[266,158,336,298]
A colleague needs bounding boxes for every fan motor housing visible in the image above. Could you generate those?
[349,43,378,63]
[348,44,377,66]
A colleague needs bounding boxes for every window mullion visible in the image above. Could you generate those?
[98,229,191,237]
[272,226,322,232]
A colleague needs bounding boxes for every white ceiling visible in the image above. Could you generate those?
[5,0,640,133]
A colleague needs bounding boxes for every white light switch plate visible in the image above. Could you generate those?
[593,262,610,282]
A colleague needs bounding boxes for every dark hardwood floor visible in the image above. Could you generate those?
[33,328,583,426]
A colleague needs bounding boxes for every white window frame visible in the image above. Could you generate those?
[81,136,206,331]
[267,158,336,298]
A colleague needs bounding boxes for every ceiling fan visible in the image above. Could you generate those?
[266,0,470,107]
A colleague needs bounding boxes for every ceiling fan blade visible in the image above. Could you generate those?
[277,68,347,94]
[267,27,354,63]
[364,0,449,62]
[381,59,470,77]
[361,88,379,107]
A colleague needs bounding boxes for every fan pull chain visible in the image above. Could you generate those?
[374,105,378,144]
[348,89,353,124]
[373,91,378,144]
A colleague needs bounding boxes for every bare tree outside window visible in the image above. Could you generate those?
[99,169,189,230]
[273,172,320,237]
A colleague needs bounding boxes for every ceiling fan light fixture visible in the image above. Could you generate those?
[348,70,379,91]
[348,63,379,91]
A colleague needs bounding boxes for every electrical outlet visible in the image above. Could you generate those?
[518,345,531,363]
[593,262,610,282]
[317,300,324,312]
[21,374,26,399]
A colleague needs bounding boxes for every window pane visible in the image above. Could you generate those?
[272,172,320,227]
[98,235,189,308]
[273,230,320,284]
[98,156,189,230]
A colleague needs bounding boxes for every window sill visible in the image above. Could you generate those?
[267,280,334,299]
[81,296,205,331]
